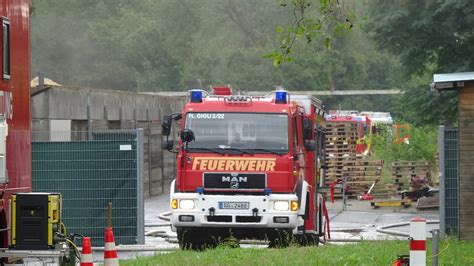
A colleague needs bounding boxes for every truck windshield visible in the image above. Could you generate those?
[184,112,289,153]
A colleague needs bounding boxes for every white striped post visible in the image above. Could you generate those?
[410,217,426,266]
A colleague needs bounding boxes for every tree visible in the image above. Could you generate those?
[30,0,402,119]
[368,0,469,125]
[369,0,474,74]
[265,0,360,66]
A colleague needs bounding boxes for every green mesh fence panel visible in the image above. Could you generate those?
[32,131,142,247]
[444,128,458,235]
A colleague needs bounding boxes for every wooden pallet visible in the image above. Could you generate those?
[387,160,432,193]
[391,161,430,167]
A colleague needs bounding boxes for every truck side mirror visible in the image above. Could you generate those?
[180,129,195,143]
[304,140,316,151]
[302,118,312,141]
[162,115,172,136]
[161,140,173,150]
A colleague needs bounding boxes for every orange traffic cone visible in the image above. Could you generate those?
[104,227,119,266]
[80,237,94,266]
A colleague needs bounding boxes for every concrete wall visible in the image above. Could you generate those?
[458,84,474,240]
[31,85,186,198]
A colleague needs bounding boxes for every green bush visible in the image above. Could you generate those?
[372,124,437,163]
[371,124,438,182]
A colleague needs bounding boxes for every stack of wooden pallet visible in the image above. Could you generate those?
[387,161,431,193]
[325,122,359,182]
[324,121,384,196]
[342,158,384,195]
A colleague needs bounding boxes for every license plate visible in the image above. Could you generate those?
[218,201,249,210]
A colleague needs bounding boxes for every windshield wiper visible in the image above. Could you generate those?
[186,147,226,154]
[217,146,253,154]
[246,148,285,156]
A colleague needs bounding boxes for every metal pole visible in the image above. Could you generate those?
[431,229,440,266]
[147,109,152,197]
[136,128,145,244]
[438,126,446,236]
[38,71,44,90]
[133,108,137,129]
[159,106,165,194]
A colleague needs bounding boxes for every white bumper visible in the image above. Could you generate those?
[170,193,298,230]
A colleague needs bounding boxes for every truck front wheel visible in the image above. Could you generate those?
[296,233,319,246]
[267,229,293,248]
[177,228,218,250]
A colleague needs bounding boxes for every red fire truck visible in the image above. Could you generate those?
[162,87,329,249]
[0,0,32,248]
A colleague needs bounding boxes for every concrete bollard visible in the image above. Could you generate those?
[409,217,426,266]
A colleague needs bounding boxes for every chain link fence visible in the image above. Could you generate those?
[32,129,144,246]
[439,126,459,236]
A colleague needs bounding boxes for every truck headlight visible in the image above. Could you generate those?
[179,199,195,209]
[273,201,289,211]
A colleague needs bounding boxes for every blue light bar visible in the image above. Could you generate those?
[264,188,272,195]
[275,90,288,104]
[196,187,204,194]
[190,89,203,103]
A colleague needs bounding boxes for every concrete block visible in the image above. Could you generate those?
[120,94,136,120]
[150,180,163,196]
[104,94,121,121]
[90,120,108,130]
[48,87,88,119]
[150,168,163,183]
[31,92,49,119]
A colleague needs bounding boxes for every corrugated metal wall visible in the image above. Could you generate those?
[32,130,144,246]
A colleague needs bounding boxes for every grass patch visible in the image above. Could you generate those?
[121,239,474,266]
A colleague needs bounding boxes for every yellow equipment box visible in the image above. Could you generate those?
[10,193,61,250]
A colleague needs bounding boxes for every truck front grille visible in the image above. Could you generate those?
[203,173,266,190]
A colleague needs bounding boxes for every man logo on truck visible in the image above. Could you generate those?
[222,176,247,189]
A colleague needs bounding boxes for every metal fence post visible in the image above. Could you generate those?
[431,229,440,266]
[438,126,445,236]
[146,108,152,197]
[136,128,145,244]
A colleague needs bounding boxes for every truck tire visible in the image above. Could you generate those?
[268,229,293,248]
[296,233,319,246]
[177,228,218,250]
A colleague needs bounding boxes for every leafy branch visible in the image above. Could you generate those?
[264,0,361,67]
